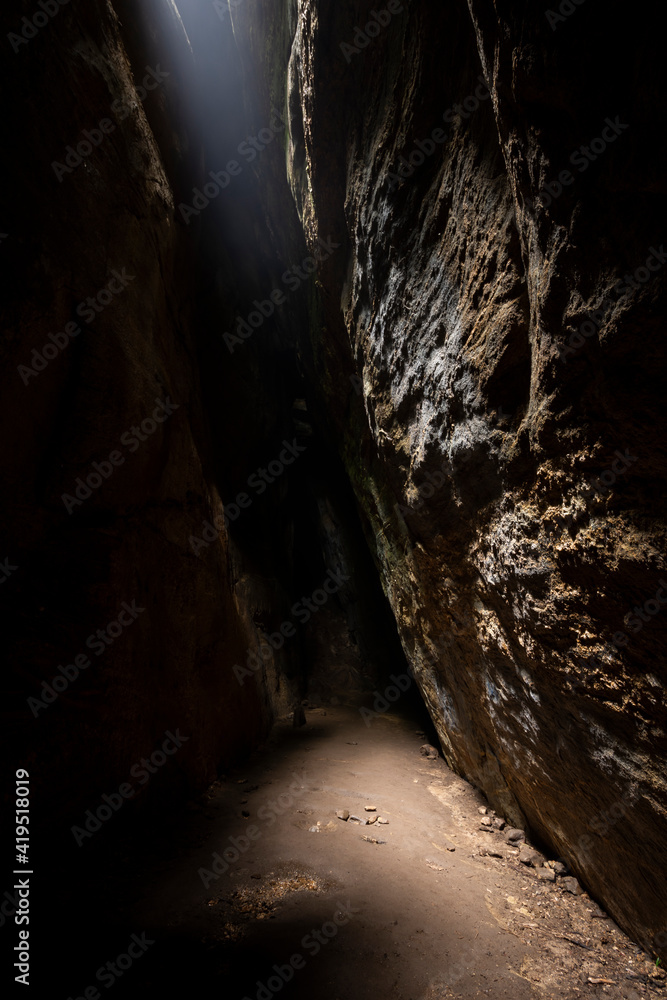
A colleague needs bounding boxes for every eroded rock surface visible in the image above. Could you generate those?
[229,0,667,953]
[2,0,665,960]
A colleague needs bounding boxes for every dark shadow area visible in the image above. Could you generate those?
[24,701,443,999]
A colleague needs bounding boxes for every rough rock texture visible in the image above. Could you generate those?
[229,0,667,954]
[2,0,665,961]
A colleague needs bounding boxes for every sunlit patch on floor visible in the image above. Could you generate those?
[206,862,332,928]
[230,872,322,918]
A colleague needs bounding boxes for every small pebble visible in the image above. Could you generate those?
[537,867,556,882]
[519,847,544,868]
[364,805,377,812]
[336,809,350,821]
[505,828,525,844]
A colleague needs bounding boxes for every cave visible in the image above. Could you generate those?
[1,1,666,997]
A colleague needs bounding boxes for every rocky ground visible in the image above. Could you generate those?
[56,701,666,999]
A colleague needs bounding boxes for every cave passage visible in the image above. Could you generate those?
[37,699,650,1000]
[1,0,666,997]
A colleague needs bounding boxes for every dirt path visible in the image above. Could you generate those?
[57,704,660,999]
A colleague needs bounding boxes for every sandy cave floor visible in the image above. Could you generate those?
[52,704,666,1000]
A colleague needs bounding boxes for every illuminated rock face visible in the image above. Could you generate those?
[2,0,666,957]
[226,0,667,954]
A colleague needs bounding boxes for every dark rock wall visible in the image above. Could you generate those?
[0,0,402,849]
[1,0,665,958]
[229,0,667,954]
[0,0,300,836]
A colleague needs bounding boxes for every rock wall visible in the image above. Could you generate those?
[2,0,665,958]
[0,0,403,849]
[230,0,667,954]
[0,0,301,838]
